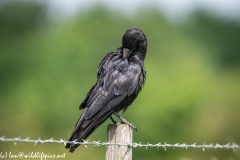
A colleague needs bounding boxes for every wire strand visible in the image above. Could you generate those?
[0,136,239,151]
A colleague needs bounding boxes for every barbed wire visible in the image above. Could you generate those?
[1,136,239,151]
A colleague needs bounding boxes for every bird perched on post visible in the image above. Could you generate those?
[65,28,147,152]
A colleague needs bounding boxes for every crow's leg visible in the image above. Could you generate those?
[110,116,117,124]
[113,112,137,131]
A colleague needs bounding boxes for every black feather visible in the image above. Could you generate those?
[65,28,147,152]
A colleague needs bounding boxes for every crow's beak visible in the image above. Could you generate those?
[123,48,131,58]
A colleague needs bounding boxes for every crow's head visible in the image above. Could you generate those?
[122,28,147,60]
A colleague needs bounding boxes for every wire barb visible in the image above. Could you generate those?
[0,136,239,150]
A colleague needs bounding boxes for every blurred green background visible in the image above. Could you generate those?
[0,1,240,160]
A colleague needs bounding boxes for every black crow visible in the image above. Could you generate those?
[65,28,147,152]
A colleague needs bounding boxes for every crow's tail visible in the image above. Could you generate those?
[65,108,114,152]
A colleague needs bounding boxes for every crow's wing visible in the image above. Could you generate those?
[67,52,142,149]
[78,51,119,110]
[80,57,141,120]
[79,84,96,110]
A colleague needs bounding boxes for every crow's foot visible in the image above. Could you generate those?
[113,112,137,131]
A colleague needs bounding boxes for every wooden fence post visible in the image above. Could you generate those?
[105,124,133,160]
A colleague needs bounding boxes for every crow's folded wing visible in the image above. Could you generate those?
[71,59,141,136]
